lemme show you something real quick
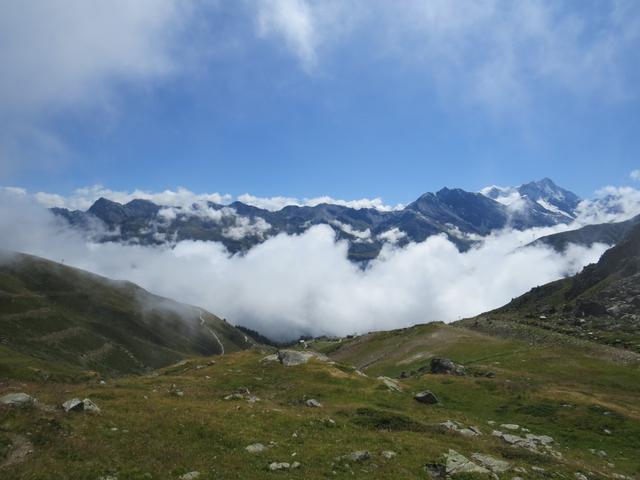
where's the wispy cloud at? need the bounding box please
[631,169,640,181]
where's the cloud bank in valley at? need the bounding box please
[0,189,612,340]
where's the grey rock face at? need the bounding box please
[0,393,36,407]
[276,350,328,366]
[377,376,402,392]
[445,450,490,475]
[414,390,439,405]
[62,398,100,413]
[430,357,466,375]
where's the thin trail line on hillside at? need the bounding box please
[199,311,225,355]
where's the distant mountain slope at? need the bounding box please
[481,177,580,219]
[0,251,252,378]
[459,223,640,353]
[52,178,579,261]
[531,214,640,252]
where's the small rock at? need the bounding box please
[269,462,290,471]
[291,461,301,469]
[430,357,466,376]
[347,451,370,462]
[381,451,397,459]
[0,393,36,407]
[62,398,100,413]
[424,463,446,479]
[246,443,266,454]
[445,450,489,475]
[377,376,402,392]
[414,390,439,405]
[305,398,322,408]
[178,472,200,480]
[471,453,511,473]
[62,398,84,412]
[575,473,588,480]
[500,423,520,431]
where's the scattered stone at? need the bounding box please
[381,451,397,459]
[269,462,291,471]
[575,473,588,480]
[0,393,36,407]
[178,472,200,480]
[377,376,402,392]
[414,390,439,405]
[291,461,301,469]
[246,443,267,454]
[500,423,520,431]
[492,430,556,453]
[261,354,279,363]
[471,453,511,473]
[445,450,489,475]
[430,357,466,376]
[346,451,370,462]
[62,398,100,413]
[305,398,322,408]
[276,350,329,367]
[441,420,482,437]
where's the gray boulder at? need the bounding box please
[445,450,489,475]
[414,390,439,405]
[245,443,266,454]
[0,393,36,407]
[305,398,323,408]
[276,350,328,366]
[430,357,466,376]
[62,398,100,413]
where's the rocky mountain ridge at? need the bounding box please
[52,178,580,261]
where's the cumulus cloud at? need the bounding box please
[0,0,194,175]
[24,185,400,213]
[32,185,232,211]
[252,0,640,109]
[0,189,608,340]
[575,186,640,224]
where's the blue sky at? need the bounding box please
[1,0,639,206]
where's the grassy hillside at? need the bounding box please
[1,322,639,478]
[458,224,640,353]
[0,251,252,379]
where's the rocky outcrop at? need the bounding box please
[430,357,466,375]
[414,390,439,405]
[276,350,329,366]
[0,393,36,407]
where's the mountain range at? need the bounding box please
[52,178,582,261]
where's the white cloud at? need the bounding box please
[575,186,640,224]
[0,0,194,175]
[32,185,232,211]
[0,190,608,340]
[237,193,403,211]
[630,170,640,181]
[251,0,640,109]
[329,220,371,241]
[257,0,318,71]
[223,216,272,241]
[377,228,406,245]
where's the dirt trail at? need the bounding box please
[199,312,224,355]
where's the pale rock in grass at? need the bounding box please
[269,462,290,471]
[291,461,301,469]
[276,350,328,367]
[0,393,36,407]
[82,398,101,413]
[305,398,322,408]
[377,376,402,392]
[178,472,200,480]
[445,450,489,475]
[575,473,589,480]
[62,398,84,412]
[348,451,370,462]
[500,423,520,430]
[441,420,482,437]
[471,453,511,473]
[381,451,397,459]
[245,443,266,454]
